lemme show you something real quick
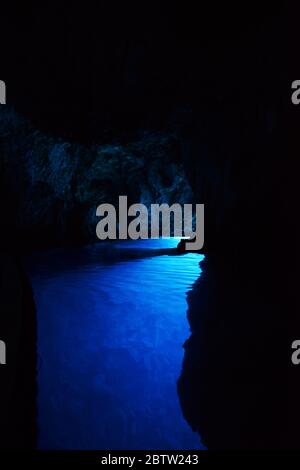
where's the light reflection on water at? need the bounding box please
[27,239,204,450]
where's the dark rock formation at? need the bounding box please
[177,34,295,448]
[178,253,289,449]
[0,252,37,449]
[0,106,192,250]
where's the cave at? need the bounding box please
[0,3,297,457]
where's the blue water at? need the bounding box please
[27,239,204,450]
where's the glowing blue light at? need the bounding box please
[28,239,204,450]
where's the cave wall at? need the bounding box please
[177,16,295,449]
[0,252,37,449]
[0,106,192,249]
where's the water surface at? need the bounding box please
[27,239,204,450]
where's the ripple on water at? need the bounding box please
[27,239,204,450]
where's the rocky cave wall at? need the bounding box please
[0,106,192,250]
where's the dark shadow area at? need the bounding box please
[0,251,37,449]
[178,252,290,449]
[177,9,297,449]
